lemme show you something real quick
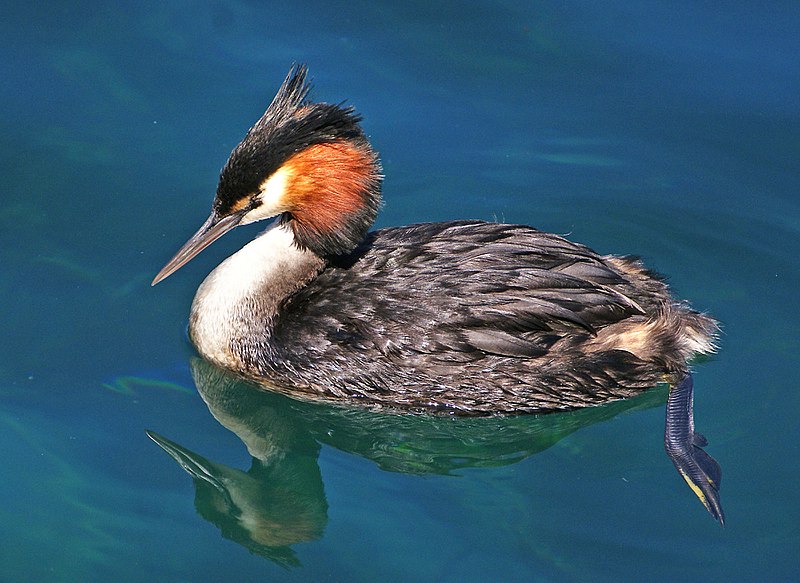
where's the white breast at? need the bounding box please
[189,220,321,370]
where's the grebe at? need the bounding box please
[153,65,723,522]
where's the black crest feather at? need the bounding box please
[215,65,370,215]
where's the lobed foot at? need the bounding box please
[664,374,725,525]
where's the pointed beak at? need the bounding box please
[152,210,245,286]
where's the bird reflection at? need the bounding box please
[147,358,674,566]
[146,429,324,568]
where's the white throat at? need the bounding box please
[188,219,323,370]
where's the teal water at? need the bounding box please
[2,2,799,581]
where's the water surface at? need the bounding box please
[2,2,799,581]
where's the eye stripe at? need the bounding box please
[239,165,294,225]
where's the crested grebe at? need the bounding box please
[152,65,723,522]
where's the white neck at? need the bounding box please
[188,220,324,371]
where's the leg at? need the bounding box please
[664,373,725,524]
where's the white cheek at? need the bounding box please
[240,165,293,225]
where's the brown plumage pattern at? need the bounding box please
[233,220,717,414]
